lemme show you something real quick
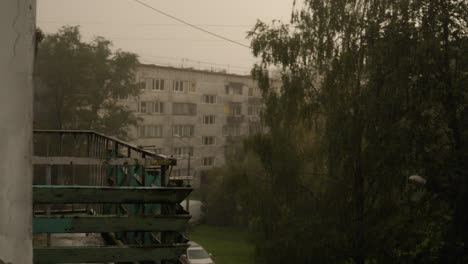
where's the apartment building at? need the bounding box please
[119,64,264,187]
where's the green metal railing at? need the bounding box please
[32,130,192,263]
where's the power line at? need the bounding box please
[38,20,252,28]
[58,29,247,43]
[114,37,245,42]
[132,0,252,49]
[73,34,254,68]
[83,36,246,42]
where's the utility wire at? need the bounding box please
[84,36,246,42]
[132,0,252,49]
[38,20,251,28]
[76,34,253,69]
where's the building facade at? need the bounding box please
[120,64,264,187]
[0,1,35,263]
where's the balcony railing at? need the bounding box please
[32,130,191,263]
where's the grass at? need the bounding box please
[188,225,255,264]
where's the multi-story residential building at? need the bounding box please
[119,64,264,187]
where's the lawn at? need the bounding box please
[188,225,255,264]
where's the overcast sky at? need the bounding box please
[37,0,297,74]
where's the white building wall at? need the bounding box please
[0,1,35,263]
[121,65,263,187]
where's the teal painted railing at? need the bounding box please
[32,130,191,263]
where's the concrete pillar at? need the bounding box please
[0,1,35,263]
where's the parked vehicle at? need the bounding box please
[179,241,214,264]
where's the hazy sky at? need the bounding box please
[37,0,297,74]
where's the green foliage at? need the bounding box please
[230,0,468,263]
[203,142,268,226]
[189,225,255,264]
[34,26,141,139]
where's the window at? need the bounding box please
[202,157,215,166]
[223,125,241,136]
[138,80,146,89]
[140,78,165,91]
[139,102,147,113]
[203,115,216,125]
[139,102,164,114]
[138,125,163,138]
[173,80,184,92]
[233,86,243,94]
[228,103,242,116]
[152,79,165,91]
[226,82,243,95]
[173,146,194,157]
[202,136,216,145]
[151,102,164,114]
[173,125,194,137]
[173,103,197,115]
[190,82,196,92]
[248,87,253,96]
[139,78,151,90]
[203,95,216,104]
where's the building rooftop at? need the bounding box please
[138,63,252,79]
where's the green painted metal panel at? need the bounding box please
[33,130,190,261]
[131,166,142,243]
[34,244,188,263]
[33,215,191,233]
[33,185,192,204]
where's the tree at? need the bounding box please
[247,0,467,263]
[34,26,141,139]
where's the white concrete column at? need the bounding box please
[0,1,35,263]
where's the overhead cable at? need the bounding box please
[132,0,252,49]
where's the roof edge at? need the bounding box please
[138,63,253,78]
